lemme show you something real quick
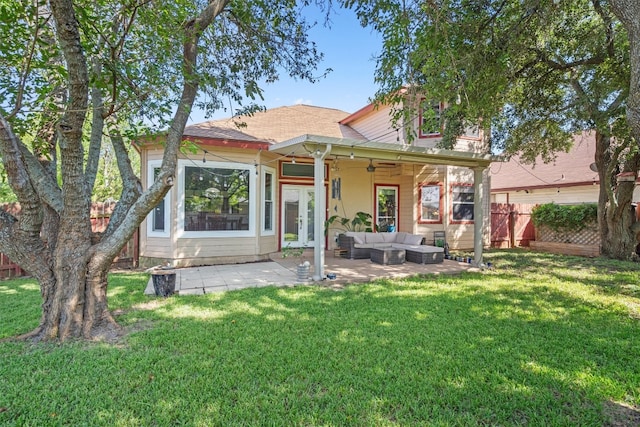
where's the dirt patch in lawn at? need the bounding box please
[603,400,640,426]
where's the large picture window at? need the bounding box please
[420,184,441,223]
[452,184,474,222]
[183,164,251,232]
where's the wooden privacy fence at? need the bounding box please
[491,203,536,248]
[0,202,139,279]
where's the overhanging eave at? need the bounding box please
[269,134,499,168]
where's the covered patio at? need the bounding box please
[269,135,496,281]
[145,250,478,295]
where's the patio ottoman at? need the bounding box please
[405,247,444,264]
[370,248,406,265]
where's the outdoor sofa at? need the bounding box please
[338,231,444,264]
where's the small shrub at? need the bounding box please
[531,203,597,233]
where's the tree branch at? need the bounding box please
[89,0,230,271]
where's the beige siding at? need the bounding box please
[443,166,491,250]
[326,160,374,248]
[140,145,276,266]
[348,105,400,144]
[143,237,175,259]
[398,173,415,233]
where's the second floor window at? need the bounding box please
[419,101,442,137]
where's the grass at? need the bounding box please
[0,250,639,426]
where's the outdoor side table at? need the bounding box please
[370,248,405,265]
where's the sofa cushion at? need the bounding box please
[365,233,385,243]
[354,243,376,248]
[346,231,366,244]
[381,232,398,243]
[403,233,423,245]
[395,232,408,243]
[371,243,393,249]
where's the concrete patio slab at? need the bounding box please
[144,250,477,296]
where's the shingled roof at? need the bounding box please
[491,132,598,191]
[183,104,367,144]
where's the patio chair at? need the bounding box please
[433,231,447,252]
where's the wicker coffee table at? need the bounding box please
[370,248,406,265]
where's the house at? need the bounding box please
[137,100,496,278]
[490,131,640,204]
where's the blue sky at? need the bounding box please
[188,6,382,123]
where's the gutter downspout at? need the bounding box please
[312,144,331,281]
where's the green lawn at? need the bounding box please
[1,251,639,426]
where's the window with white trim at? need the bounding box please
[262,167,275,234]
[147,161,171,237]
[452,185,474,222]
[420,184,441,222]
[179,160,255,236]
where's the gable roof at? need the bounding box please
[183,105,366,145]
[491,132,598,191]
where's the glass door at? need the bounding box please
[376,185,399,232]
[282,185,315,248]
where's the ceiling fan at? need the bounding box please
[366,159,396,173]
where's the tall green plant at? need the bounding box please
[325,211,374,233]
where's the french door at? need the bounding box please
[281,185,315,248]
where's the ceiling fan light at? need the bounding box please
[367,159,376,173]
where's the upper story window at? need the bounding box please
[461,121,481,139]
[419,101,442,138]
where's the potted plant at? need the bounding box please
[281,244,310,282]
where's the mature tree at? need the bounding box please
[610,1,640,142]
[346,0,637,259]
[0,0,324,341]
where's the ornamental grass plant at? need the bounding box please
[1,250,639,426]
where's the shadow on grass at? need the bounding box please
[1,255,639,425]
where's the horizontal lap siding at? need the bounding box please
[143,238,174,258]
[348,106,398,144]
[176,237,257,258]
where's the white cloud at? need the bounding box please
[293,98,313,105]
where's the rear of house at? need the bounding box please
[138,99,495,268]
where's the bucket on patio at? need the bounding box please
[296,262,310,282]
[152,269,176,297]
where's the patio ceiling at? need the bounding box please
[269,134,499,168]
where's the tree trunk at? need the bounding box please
[0,0,230,342]
[610,0,640,146]
[595,130,640,260]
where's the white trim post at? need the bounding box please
[313,145,331,280]
[473,166,485,266]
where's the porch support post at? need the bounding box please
[473,166,485,266]
[312,145,331,281]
